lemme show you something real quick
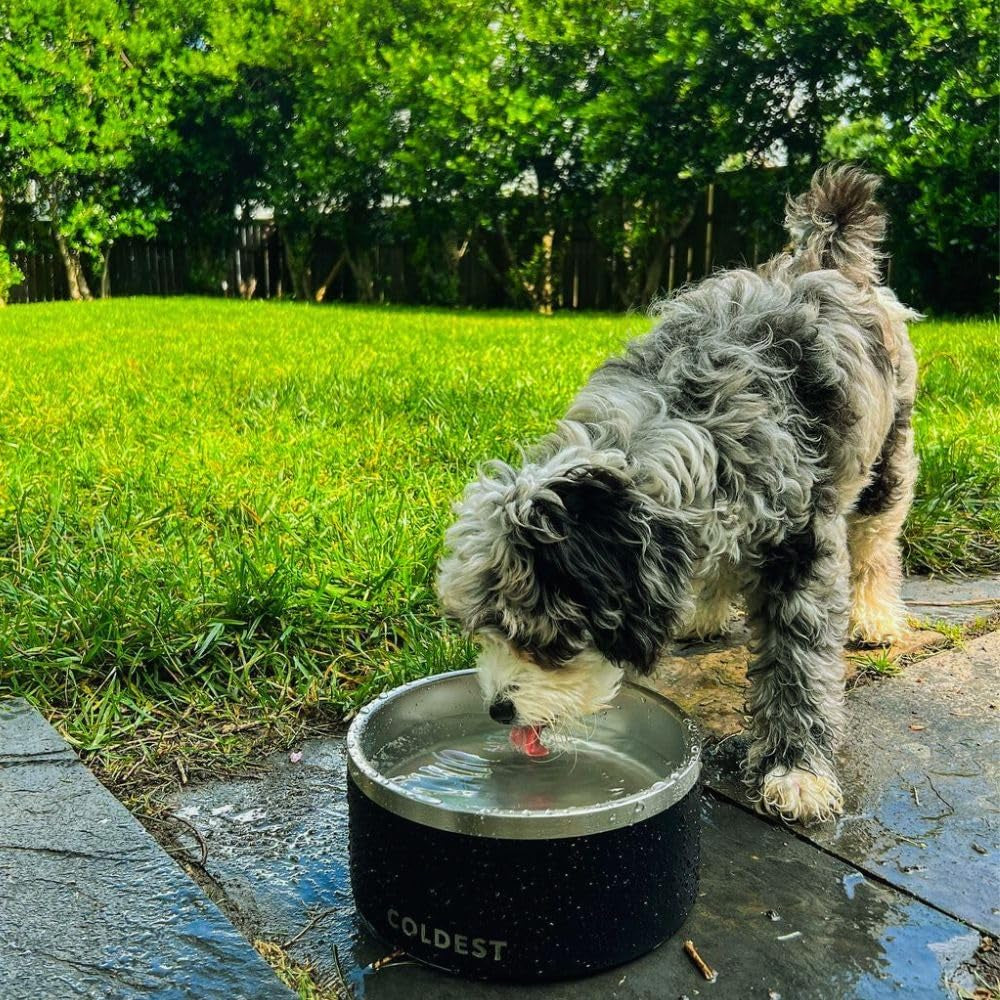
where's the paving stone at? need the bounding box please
[0,699,293,1000]
[169,737,980,999]
[650,624,945,740]
[903,574,1000,627]
[649,574,997,741]
[705,632,1000,935]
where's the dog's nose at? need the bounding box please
[489,697,516,724]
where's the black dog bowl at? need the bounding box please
[347,670,700,981]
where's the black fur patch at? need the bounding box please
[854,402,912,517]
[757,527,834,599]
[511,467,694,674]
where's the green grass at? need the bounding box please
[0,299,995,787]
[899,318,1000,574]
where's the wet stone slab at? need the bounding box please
[0,699,293,1000]
[649,574,998,741]
[706,631,1000,935]
[168,736,981,999]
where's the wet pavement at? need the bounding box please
[158,577,996,999]
[0,700,292,1000]
[648,573,999,740]
[167,732,984,999]
[3,574,996,999]
[706,631,1000,936]
[902,574,1000,626]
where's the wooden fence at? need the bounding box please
[7,185,784,308]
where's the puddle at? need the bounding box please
[166,737,981,999]
[843,871,866,900]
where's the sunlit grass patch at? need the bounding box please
[0,299,994,784]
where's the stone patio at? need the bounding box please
[0,701,293,1000]
[1,575,997,998]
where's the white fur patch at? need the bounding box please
[849,590,907,646]
[476,638,624,732]
[759,765,844,825]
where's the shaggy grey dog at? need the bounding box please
[437,165,918,824]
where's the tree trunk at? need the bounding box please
[641,234,669,304]
[475,237,511,301]
[100,244,112,298]
[347,249,376,303]
[314,250,347,302]
[54,229,93,301]
[537,230,555,315]
[639,202,697,305]
[280,228,313,300]
[437,232,470,303]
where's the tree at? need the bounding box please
[0,0,178,299]
[211,0,418,302]
[824,0,997,311]
[390,0,612,311]
[130,0,266,294]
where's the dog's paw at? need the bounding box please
[849,612,905,646]
[675,606,735,642]
[758,765,843,826]
[848,606,906,647]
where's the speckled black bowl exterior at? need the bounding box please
[346,671,702,982]
[348,777,700,980]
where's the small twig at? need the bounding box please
[175,759,188,785]
[922,773,955,820]
[370,948,406,972]
[168,813,208,865]
[281,907,338,949]
[140,813,208,866]
[683,939,717,982]
[331,946,358,1000]
[711,730,745,751]
[776,931,802,942]
[907,599,997,608]
[911,785,921,807]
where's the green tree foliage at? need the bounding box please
[129,0,264,293]
[0,0,993,311]
[824,0,997,310]
[0,0,181,298]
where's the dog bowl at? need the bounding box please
[347,670,701,981]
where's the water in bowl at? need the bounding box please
[374,712,675,812]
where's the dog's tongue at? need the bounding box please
[510,725,549,757]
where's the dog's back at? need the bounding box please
[576,165,918,533]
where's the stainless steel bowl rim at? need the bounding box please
[346,669,701,840]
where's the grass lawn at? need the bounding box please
[0,299,996,796]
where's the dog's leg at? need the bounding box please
[676,568,740,640]
[744,517,849,825]
[848,414,917,645]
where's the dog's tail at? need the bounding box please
[784,164,886,287]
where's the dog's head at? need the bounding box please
[437,449,693,752]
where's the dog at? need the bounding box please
[437,165,918,824]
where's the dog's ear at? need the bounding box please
[515,465,694,673]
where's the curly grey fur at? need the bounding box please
[438,164,919,824]
[784,163,887,287]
